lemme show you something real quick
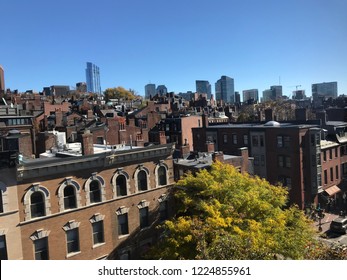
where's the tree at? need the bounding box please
[104,87,136,101]
[145,161,316,260]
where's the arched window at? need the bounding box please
[90,180,101,203]
[63,185,77,210]
[30,192,45,218]
[116,175,127,197]
[138,170,148,191]
[158,166,167,186]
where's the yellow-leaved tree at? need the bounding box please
[146,161,316,260]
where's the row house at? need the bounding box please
[0,143,175,260]
[192,117,347,210]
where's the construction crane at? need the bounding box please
[288,85,301,99]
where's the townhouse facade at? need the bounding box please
[0,143,175,260]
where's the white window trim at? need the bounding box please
[23,183,51,221]
[112,169,130,199]
[57,178,81,212]
[84,173,106,205]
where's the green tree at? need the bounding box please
[146,161,316,260]
[104,86,136,101]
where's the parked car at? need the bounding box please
[329,216,347,234]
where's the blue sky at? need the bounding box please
[1,0,346,99]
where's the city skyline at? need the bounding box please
[1,0,346,97]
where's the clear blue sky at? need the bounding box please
[1,0,346,99]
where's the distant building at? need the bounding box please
[50,85,70,97]
[196,80,212,99]
[262,85,282,102]
[235,91,241,104]
[86,62,101,94]
[0,65,5,94]
[145,84,156,99]
[292,90,306,100]
[215,75,235,104]
[243,89,259,103]
[156,85,168,96]
[76,82,87,93]
[312,82,338,99]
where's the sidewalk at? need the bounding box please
[312,212,339,233]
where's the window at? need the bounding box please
[96,137,104,145]
[252,135,258,147]
[116,175,127,196]
[336,165,339,180]
[92,221,104,245]
[323,150,327,161]
[158,166,167,186]
[63,185,77,210]
[243,134,248,145]
[232,134,237,144]
[330,167,334,181]
[324,170,328,185]
[278,156,291,168]
[34,237,49,260]
[0,235,8,260]
[260,155,265,166]
[254,155,259,166]
[90,180,101,203]
[260,135,264,147]
[223,134,228,144]
[118,214,129,236]
[139,207,149,229]
[335,147,338,158]
[277,136,283,148]
[159,200,168,222]
[30,192,45,218]
[329,149,332,160]
[283,136,291,148]
[138,170,148,191]
[66,228,79,254]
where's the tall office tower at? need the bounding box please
[312,82,338,99]
[243,89,259,103]
[156,85,168,96]
[0,65,5,94]
[145,83,156,99]
[196,80,212,99]
[270,85,282,100]
[215,75,235,103]
[86,62,101,94]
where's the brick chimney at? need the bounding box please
[212,151,224,162]
[159,131,167,145]
[81,130,94,155]
[206,141,215,153]
[237,147,249,173]
[179,139,190,158]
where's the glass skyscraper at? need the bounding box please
[86,62,101,94]
[215,75,234,103]
[196,80,212,99]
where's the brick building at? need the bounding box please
[0,143,175,260]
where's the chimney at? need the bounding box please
[265,109,274,122]
[237,147,249,173]
[159,131,167,145]
[295,108,307,122]
[202,113,209,128]
[212,151,224,162]
[179,139,190,158]
[81,130,94,155]
[206,141,215,153]
[316,110,327,126]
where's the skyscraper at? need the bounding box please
[145,83,156,99]
[215,75,234,103]
[0,65,5,94]
[86,62,101,94]
[312,82,338,99]
[242,89,259,103]
[196,80,212,99]
[156,85,168,96]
